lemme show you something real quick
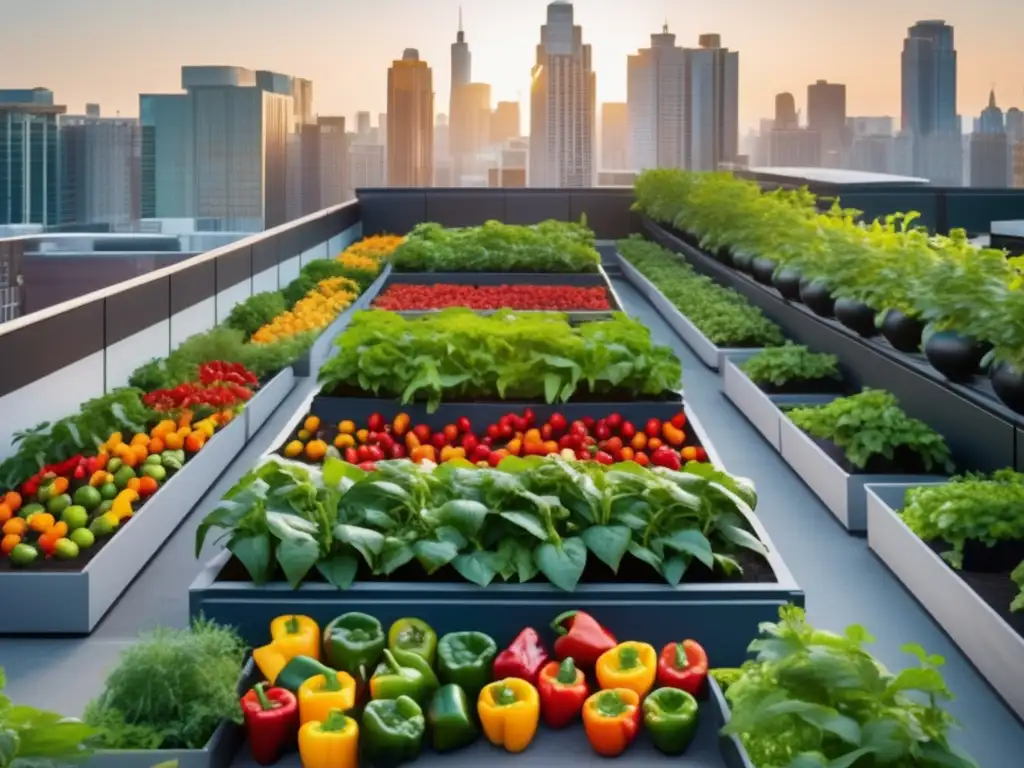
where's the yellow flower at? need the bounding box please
[336,234,404,264]
[251,278,358,344]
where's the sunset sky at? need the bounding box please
[4,0,1023,131]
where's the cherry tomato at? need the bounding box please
[413,424,432,443]
[671,412,687,429]
[620,421,636,440]
[606,413,622,431]
[367,413,385,432]
[645,418,662,438]
[594,451,614,465]
[456,416,472,433]
[443,424,459,443]
[549,412,567,432]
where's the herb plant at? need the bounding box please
[196,454,768,592]
[1012,561,1024,612]
[392,220,601,273]
[722,605,977,768]
[84,618,246,750]
[224,291,288,337]
[787,389,953,471]
[617,236,784,348]
[318,309,682,411]
[901,469,1024,569]
[739,344,840,387]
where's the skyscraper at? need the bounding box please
[807,80,846,167]
[686,34,739,171]
[601,102,628,170]
[490,101,521,144]
[530,0,595,187]
[61,108,140,228]
[970,90,1010,187]
[0,89,65,226]
[627,25,687,171]
[774,93,798,129]
[901,20,958,136]
[449,7,472,181]
[387,48,434,187]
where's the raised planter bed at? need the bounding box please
[292,264,392,378]
[244,367,295,439]
[0,414,247,635]
[778,416,944,533]
[83,660,253,768]
[709,678,755,768]
[866,483,1024,721]
[615,252,764,371]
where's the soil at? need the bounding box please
[321,384,684,404]
[806,433,929,475]
[756,378,846,396]
[924,539,1024,641]
[216,546,777,587]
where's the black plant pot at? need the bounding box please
[731,252,754,273]
[833,297,879,338]
[772,268,803,301]
[990,362,1024,414]
[751,257,778,285]
[880,310,925,353]
[799,280,835,318]
[923,331,988,383]
[715,246,734,267]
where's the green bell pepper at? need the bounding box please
[642,687,699,755]
[323,612,385,683]
[388,618,437,666]
[275,655,338,695]
[361,695,425,767]
[426,683,478,752]
[436,631,498,700]
[370,650,431,704]
[391,648,439,694]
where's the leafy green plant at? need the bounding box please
[739,344,840,387]
[318,309,682,411]
[83,618,246,751]
[195,454,769,592]
[787,389,952,472]
[722,605,977,768]
[617,236,784,348]
[1012,561,1024,612]
[392,220,601,273]
[901,469,1024,569]
[224,291,288,337]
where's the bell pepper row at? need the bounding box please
[244,610,709,765]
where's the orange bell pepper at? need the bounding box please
[595,642,657,697]
[477,678,540,753]
[582,688,641,757]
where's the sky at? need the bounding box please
[3,0,1024,131]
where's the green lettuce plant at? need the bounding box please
[739,344,840,387]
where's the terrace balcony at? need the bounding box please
[0,183,1023,767]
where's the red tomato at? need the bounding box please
[606,413,622,431]
[413,424,432,443]
[443,424,459,443]
[431,433,448,450]
[345,447,359,464]
[645,418,662,438]
[367,413,385,432]
[671,412,687,429]
[582,416,595,429]
[549,412,567,432]
[487,423,502,440]
[620,421,636,440]
[523,408,536,426]
[456,416,472,433]
[594,422,611,440]
[594,451,614,465]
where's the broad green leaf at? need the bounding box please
[275,535,319,588]
[453,551,498,587]
[628,541,662,570]
[884,666,948,696]
[718,522,768,556]
[229,533,273,584]
[659,528,714,568]
[317,553,359,589]
[761,700,861,745]
[435,499,489,540]
[370,481,412,500]
[413,539,460,573]
[534,537,587,591]
[543,373,562,403]
[334,524,386,563]
[322,457,366,488]
[580,525,631,572]
[0,731,18,764]
[500,510,549,540]
[661,555,688,586]
[379,537,416,574]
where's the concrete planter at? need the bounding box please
[778,416,944,533]
[616,253,762,371]
[866,483,1024,720]
[709,678,756,768]
[245,368,295,439]
[0,415,247,635]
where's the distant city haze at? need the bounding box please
[5,0,1023,129]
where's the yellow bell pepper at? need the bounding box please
[477,678,540,753]
[111,489,139,521]
[252,644,290,685]
[270,614,321,660]
[298,671,357,725]
[298,709,359,768]
[595,642,658,697]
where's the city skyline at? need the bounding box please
[5,0,1024,130]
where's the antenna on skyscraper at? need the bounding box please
[459,5,463,32]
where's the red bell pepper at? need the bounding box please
[537,657,589,728]
[550,610,617,667]
[656,640,709,696]
[493,627,550,685]
[241,682,299,765]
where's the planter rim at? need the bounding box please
[709,677,757,768]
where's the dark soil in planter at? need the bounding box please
[799,280,835,318]
[217,548,778,586]
[922,539,1024,641]
[750,258,778,285]
[880,310,924,353]
[962,539,1024,574]
[924,332,989,383]
[322,384,684,404]
[806,433,929,475]
[990,362,1024,415]
[772,268,803,301]
[833,298,879,338]
[755,377,844,395]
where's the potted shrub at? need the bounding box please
[968,276,1024,413]
[738,344,842,394]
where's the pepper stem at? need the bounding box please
[493,684,519,706]
[556,657,578,685]
[594,690,628,718]
[253,683,275,711]
[321,672,342,692]
[550,610,579,637]
[675,643,689,669]
[382,649,402,675]
[285,616,299,634]
[321,709,348,732]
[618,645,640,670]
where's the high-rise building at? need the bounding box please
[291,78,314,127]
[141,66,294,230]
[449,8,473,181]
[848,116,894,137]
[530,0,595,187]
[491,101,521,144]
[0,88,65,226]
[901,20,960,183]
[1006,107,1024,140]
[601,102,628,170]
[316,117,349,208]
[355,111,372,137]
[61,108,141,228]
[774,93,798,129]
[452,83,491,181]
[686,34,739,171]
[348,143,385,197]
[807,80,846,167]
[387,49,434,187]
[970,90,1010,187]
[627,24,687,171]
[769,128,821,167]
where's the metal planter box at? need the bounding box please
[709,679,756,768]
[0,414,247,635]
[866,483,1024,721]
[84,661,253,768]
[615,253,762,371]
[778,416,944,533]
[292,265,392,378]
[245,368,295,439]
